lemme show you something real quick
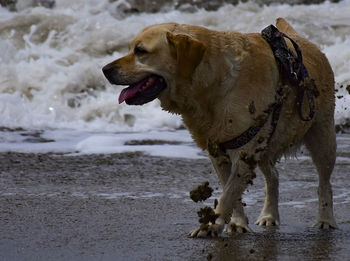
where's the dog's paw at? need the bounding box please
[255,215,280,227]
[315,220,338,230]
[189,223,223,238]
[226,216,252,234]
[189,217,225,238]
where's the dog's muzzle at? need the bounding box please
[102,63,167,106]
[102,63,120,85]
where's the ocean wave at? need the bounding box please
[0,0,349,133]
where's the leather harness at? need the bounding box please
[219,25,317,152]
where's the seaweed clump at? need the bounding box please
[190,182,219,227]
[197,206,220,225]
[189,181,213,202]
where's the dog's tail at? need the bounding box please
[276,18,299,36]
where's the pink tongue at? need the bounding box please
[118,86,138,104]
[118,77,149,104]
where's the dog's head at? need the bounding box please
[102,23,206,106]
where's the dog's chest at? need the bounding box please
[182,108,255,150]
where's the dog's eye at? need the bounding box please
[134,46,148,55]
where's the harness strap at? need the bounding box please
[219,125,261,151]
[261,24,316,121]
[219,90,284,152]
[218,24,317,152]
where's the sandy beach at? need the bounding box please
[0,138,349,260]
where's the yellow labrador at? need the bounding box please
[102,18,337,237]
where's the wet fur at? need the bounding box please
[103,18,337,236]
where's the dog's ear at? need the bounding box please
[166,32,206,80]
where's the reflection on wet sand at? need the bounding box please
[195,226,350,261]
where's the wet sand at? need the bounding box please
[0,141,349,260]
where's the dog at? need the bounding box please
[102,18,337,237]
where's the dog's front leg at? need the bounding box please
[190,152,255,237]
[189,143,231,238]
[219,157,255,234]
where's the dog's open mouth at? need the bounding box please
[118,75,167,105]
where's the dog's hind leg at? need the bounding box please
[255,158,280,227]
[304,121,338,229]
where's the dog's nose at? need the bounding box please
[102,63,118,84]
